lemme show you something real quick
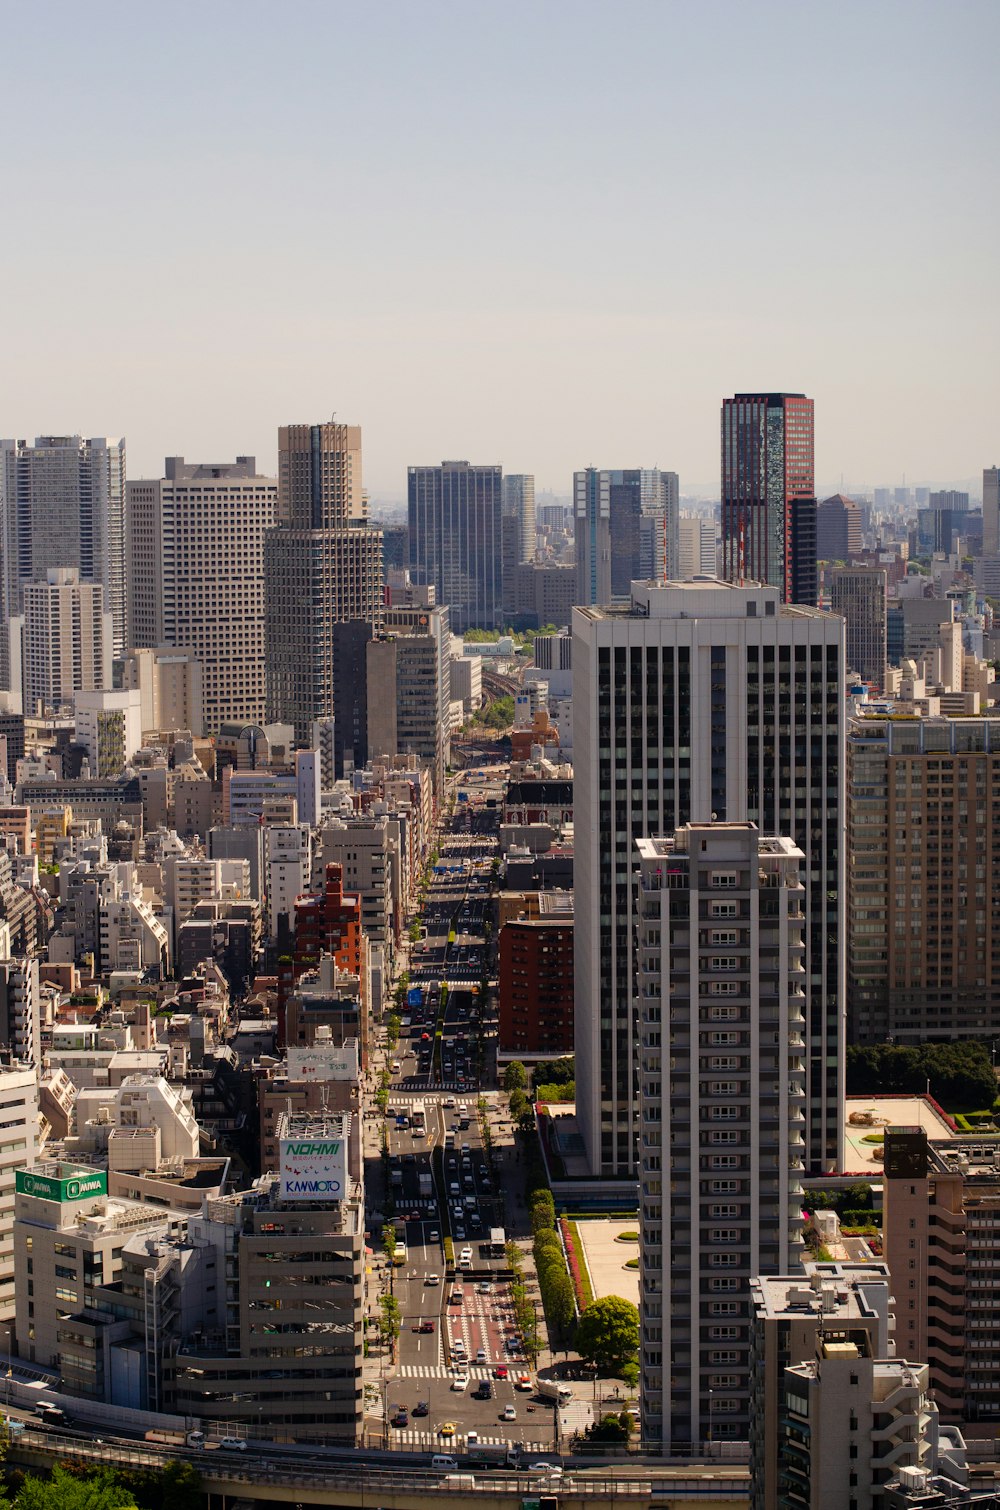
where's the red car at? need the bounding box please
[418,1320,435,1334]
[493,1364,509,1379]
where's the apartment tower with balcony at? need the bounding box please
[637,822,807,1448]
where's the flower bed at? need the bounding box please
[560,1217,595,1312]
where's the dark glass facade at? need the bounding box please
[721,393,817,607]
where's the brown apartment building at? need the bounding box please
[847,714,1000,1043]
[884,1125,1000,1424]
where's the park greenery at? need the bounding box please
[846,1041,997,1111]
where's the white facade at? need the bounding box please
[99,896,170,976]
[0,958,41,1067]
[0,1064,37,1323]
[0,435,126,687]
[74,688,143,776]
[122,646,204,737]
[637,824,807,1448]
[19,568,113,715]
[573,580,845,1182]
[678,516,718,578]
[265,823,311,940]
[126,457,276,731]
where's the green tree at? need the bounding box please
[534,1056,574,1090]
[379,1292,402,1348]
[586,1413,630,1444]
[382,1222,397,1263]
[504,1061,527,1092]
[386,1014,402,1052]
[508,1087,528,1121]
[14,1466,137,1510]
[575,1295,640,1375]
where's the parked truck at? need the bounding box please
[418,1172,433,1197]
[537,1378,574,1405]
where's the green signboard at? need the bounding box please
[16,1169,108,1203]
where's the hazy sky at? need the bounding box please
[1,0,996,501]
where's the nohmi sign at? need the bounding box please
[278,1138,347,1202]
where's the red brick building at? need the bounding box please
[277,864,365,1049]
[498,901,574,1057]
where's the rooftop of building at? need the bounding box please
[751,1263,892,1323]
[574,577,830,623]
[636,824,804,861]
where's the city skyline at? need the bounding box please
[0,2,995,498]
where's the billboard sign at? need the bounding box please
[287,1042,359,1082]
[279,1137,348,1202]
[16,1168,108,1203]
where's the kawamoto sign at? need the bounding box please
[278,1138,347,1202]
[16,1169,108,1203]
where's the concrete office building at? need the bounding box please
[816,493,863,563]
[501,473,536,616]
[575,468,679,606]
[573,581,845,1183]
[14,1165,174,1367]
[749,1263,893,1509]
[367,602,451,796]
[776,1345,939,1509]
[0,958,41,1067]
[831,566,888,691]
[721,392,817,607]
[73,688,143,776]
[264,823,311,941]
[0,1063,38,1331]
[121,646,204,738]
[18,569,113,715]
[407,461,502,632]
[678,516,718,579]
[983,466,1000,555]
[884,1124,1000,1423]
[0,435,126,688]
[637,824,807,1448]
[266,424,383,743]
[847,714,1000,1043]
[174,1115,365,1443]
[126,456,276,731]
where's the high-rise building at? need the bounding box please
[0,1062,37,1325]
[573,468,611,606]
[884,1124,1000,1424]
[749,1262,893,1508]
[0,435,126,685]
[928,489,969,513]
[407,461,502,632]
[501,474,536,616]
[265,424,383,743]
[721,393,817,606]
[574,468,679,605]
[831,567,887,690]
[847,713,1000,1043]
[126,456,277,732]
[17,568,113,715]
[369,601,452,796]
[678,516,718,579]
[816,493,863,563]
[637,823,807,1448]
[983,466,999,555]
[573,580,844,1183]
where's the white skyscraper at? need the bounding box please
[127,456,277,732]
[573,579,845,1184]
[678,516,718,578]
[636,823,806,1449]
[17,568,113,715]
[0,435,126,686]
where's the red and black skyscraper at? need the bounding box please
[721,392,817,606]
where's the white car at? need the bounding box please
[501,1404,517,1421]
[425,1274,441,1286]
[451,1373,469,1392]
[218,1437,247,1452]
[529,1464,563,1478]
